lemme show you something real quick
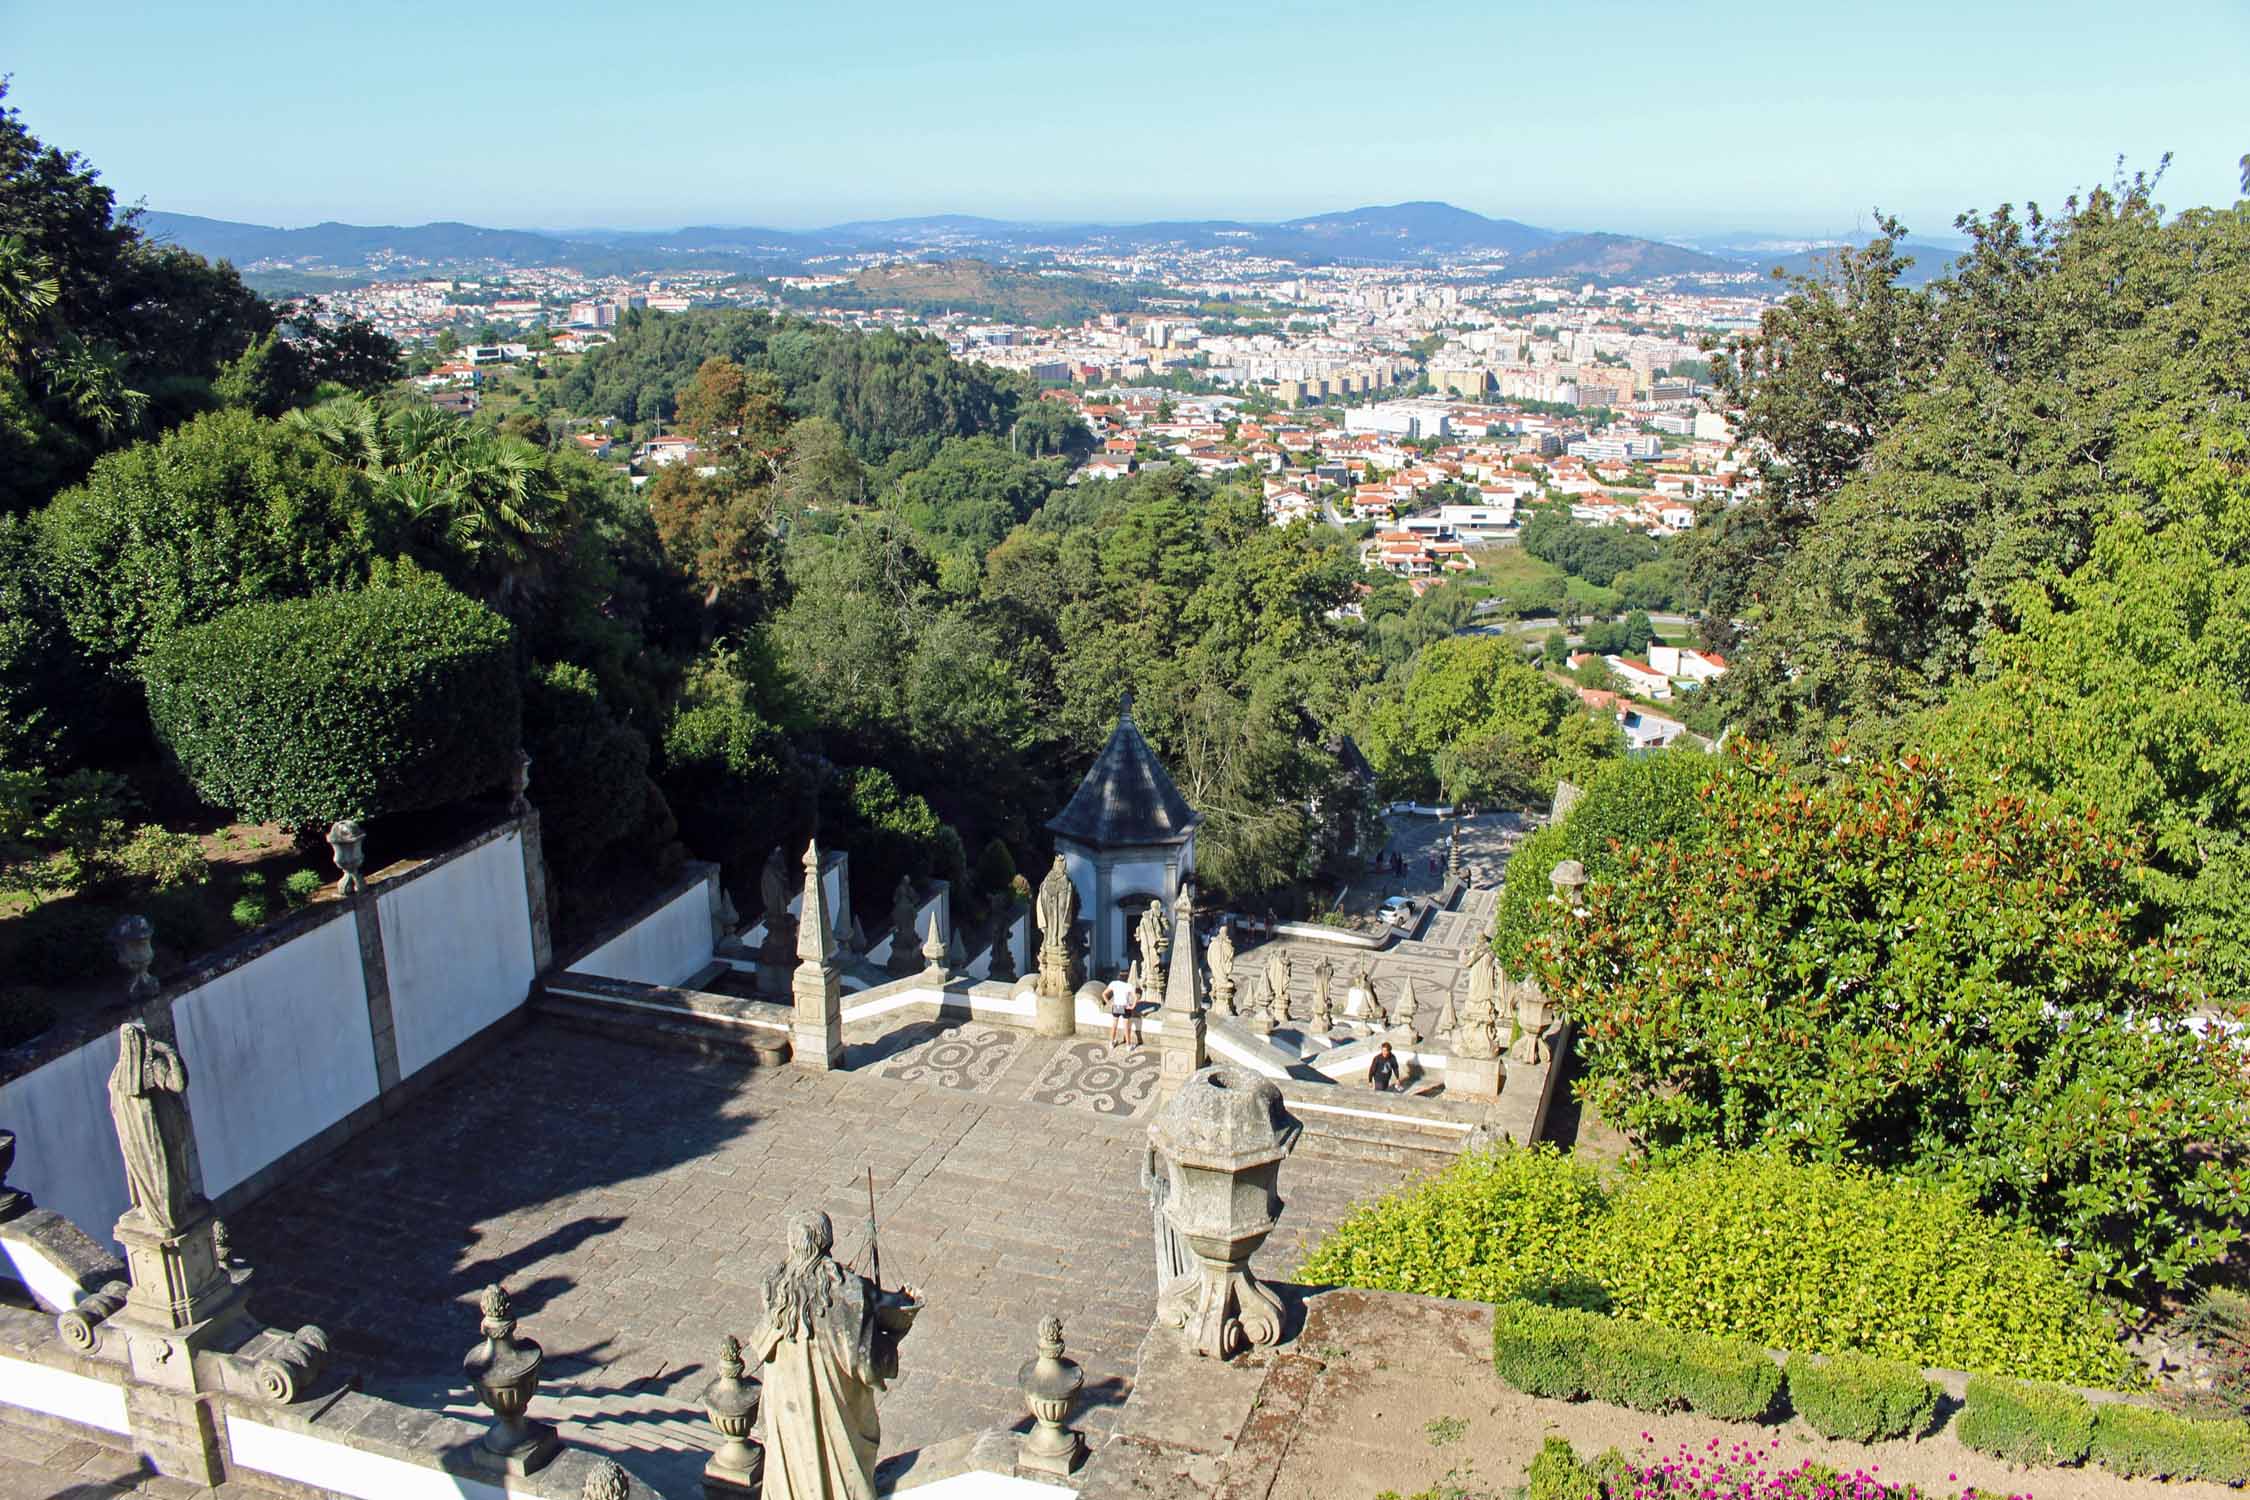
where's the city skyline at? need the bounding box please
[7,0,2243,240]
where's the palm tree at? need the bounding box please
[0,235,59,367]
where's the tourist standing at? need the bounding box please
[1106,968,1135,1047]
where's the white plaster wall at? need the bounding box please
[1104,856,1171,976]
[173,913,375,1200]
[0,1028,124,1247]
[0,1353,128,1435]
[381,833,537,1080]
[227,1416,508,1500]
[574,874,715,986]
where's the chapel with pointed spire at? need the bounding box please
[1046,693,1200,978]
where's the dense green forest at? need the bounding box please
[1,95,1621,1038]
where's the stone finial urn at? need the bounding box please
[700,1334,763,1493]
[327,819,367,894]
[1148,1065,1303,1359]
[462,1284,558,1473]
[109,914,158,1001]
[510,749,534,816]
[582,1458,631,1500]
[1549,858,1587,909]
[1016,1314,1087,1475]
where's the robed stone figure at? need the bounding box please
[751,1209,919,1500]
[1035,856,1079,998]
[108,1022,197,1233]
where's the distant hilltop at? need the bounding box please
[130,201,1964,285]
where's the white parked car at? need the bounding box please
[1380,897,1415,928]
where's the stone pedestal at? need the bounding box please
[1033,983,1077,1038]
[1447,1053,1503,1099]
[791,964,845,1072]
[111,1208,254,1389]
[1150,1066,1301,1361]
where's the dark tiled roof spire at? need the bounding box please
[1046,694,1199,848]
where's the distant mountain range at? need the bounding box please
[138,201,1935,287]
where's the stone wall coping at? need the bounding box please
[1268,921,1392,950]
[0,811,530,1086]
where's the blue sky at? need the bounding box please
[6,0,2243,237]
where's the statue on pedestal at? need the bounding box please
[751,1209,919,1500]
[1034,857,1078,1000]
[108,1023,195,1233]
[1207,923,1236,1015]
[1261,949,1290,1030]
[1455,949,1501,1060]
[758,847,799,994]
[1310,956,1335,1034]
[1135,900,1167,991]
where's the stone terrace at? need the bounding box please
[224,1023,1418,1496]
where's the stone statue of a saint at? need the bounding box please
[1036,858,1075,961]
[885,878,922,977]
[1262,949,1291,1023]
[1455,949,1500,1060]
[762,848,796,934]
[751,1209,920,1500]
[987,908,1018,982]
[108,1022,197,1234]
[1135,900,1167,989]
[1207,923,1236,1014]
[1310,956,1335,1033]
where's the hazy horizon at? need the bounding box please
[10,0,2244,241]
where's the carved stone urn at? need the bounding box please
[1016,1314,1087,1475]
[461,1284,557,1473]
[108,914,158,1001]
[0,1129,24,1221]
[327,819,367,895]
[1148,1065,1302,1359]
[700,1333,763,1494]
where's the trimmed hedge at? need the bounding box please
[1955,1374,2094,1466]
[1303,1145,2131,1387]
[1783,1352,1938,1443]
[2090,1401,2250,1484]
[1492,1300,1780,1421]
[143,584,519,828]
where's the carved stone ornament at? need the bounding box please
[462,1283,558,1474]
[1016,1314,1087,1475]
[701,1332,763,1493]
[109,915,158,1003]
[326,819,367,895]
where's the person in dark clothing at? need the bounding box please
[1369,1041,1403,1093]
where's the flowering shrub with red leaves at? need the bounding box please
[1530,742,2250,1301]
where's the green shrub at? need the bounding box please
[1955,1374,2094,1466]
[1526,1436,1597,1500]
[1669,1330,1783,1422]
[660,693,791,882]
[1491,1299,1592,1400]
[1302,1145,2130,1388]
[143,887,228,953]
[282,868,325,907]
[1587,1154,2131,1387]
[1580,1315,1682,1412]
[2089,1402,2250,1483]
[143,584,519,830]
[1491,1300,1779,1421]
[0,989,56,1050]
[1490,749,1712,969]
[231,872,271,930]
[1783,1352,1938,1443]
[1298,1145,1606,1302]
[35,407,387,665]
[523,662,650,876]
[111,825,209,890]
[8,903,114,982]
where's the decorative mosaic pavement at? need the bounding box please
[1024,1038,1161,1117]
[873,1020,1019,1094]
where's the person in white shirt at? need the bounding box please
[1105,968,1137,1047]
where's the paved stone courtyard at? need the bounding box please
[222,1023,1417,1496]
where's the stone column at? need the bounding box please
[791,841,846,1070]
[1153,886,1206,1102]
